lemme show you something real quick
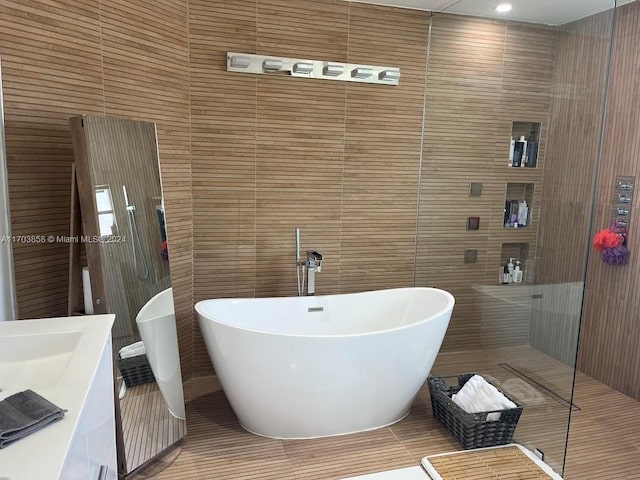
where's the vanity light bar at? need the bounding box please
[379,69,401,82]
[293,62,314,74]
[351,67,373,79]
[226,52,400,86]
[229,55,251,69]
[262,58,283,71]
[323,64,344,76]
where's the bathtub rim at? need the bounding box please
[136,286,174,325]
[195,286,454,339]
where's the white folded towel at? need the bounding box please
[452,374,517,421]
[119,341,146,359]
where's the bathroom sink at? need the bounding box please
[0,314,115,479]
[0,331,82,396]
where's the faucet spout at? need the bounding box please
[305,250,323,295]
[306,250,323,272]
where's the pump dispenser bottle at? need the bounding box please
[513,261,523,283]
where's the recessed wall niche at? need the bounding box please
[500,242,530,284]
[509,121,541,168]
[504,183,534,229]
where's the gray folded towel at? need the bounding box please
[0,390,66,448]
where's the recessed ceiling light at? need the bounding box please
[496,3,512,13]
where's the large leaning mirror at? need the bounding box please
[69,115,186,476]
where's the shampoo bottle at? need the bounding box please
[526,131,538,168]
[509,138,515,166]
[517,201,528,227]
[502,264,510,284]
[507,258,515,283]
[513,261,523,283]
[519,136,528,166]
[512,138,524,167]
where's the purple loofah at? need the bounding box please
[601,245,630,266]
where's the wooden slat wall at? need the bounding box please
[190,0,430,374]
[0,0,193,375]
[254,0,348,298]
[189,0,258,373]
[531,10,614,366]
[0,0,104,317]
[574,2,640,401]
[99,0,193,376]
[342,4,427,292]
[415,15,557,351]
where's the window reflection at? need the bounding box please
[95,185,118,237]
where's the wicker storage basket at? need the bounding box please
[428,373,523,450]
[118,353,155,387]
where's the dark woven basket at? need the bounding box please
[118,353,155,387]
[428,373,523,450]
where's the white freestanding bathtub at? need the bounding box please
[136,287,186,420]
[195,287,454,439]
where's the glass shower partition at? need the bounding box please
[415,1,616,475]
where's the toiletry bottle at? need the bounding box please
[512,137,524,167]
[509,138,515,166]
[526,131,538,168]
[517,201,528,227]
[504,201,511,227]
[502,264,510,284]
[519,136,528,167]
[507,258,515,283]
[513,261,523,283]
[509,200,519,227]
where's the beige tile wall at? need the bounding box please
[189,0,430,373]
[416,15,558,351]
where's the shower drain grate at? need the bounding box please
[499,363,581,411]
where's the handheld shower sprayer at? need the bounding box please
[123,185,134,212]
[123,185,149,280]
[295,228,303,296]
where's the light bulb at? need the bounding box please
[495,3,512,13]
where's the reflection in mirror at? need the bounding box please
[95,185,118,237]
[70,115,186,475]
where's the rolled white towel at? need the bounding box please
[451,375,485,411]
[119,341,146,359]
[452,375,516,421]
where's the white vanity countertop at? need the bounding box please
[0,314,115,480]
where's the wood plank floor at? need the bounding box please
[128,346,640,479]
[120,380,187,473]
